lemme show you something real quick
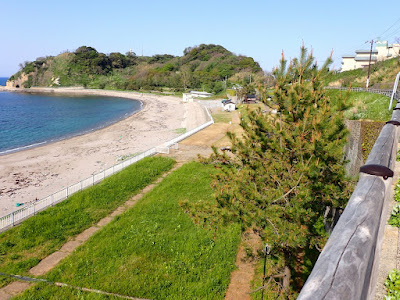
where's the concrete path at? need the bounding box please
[0,162,183,299]
[374,146,400,299]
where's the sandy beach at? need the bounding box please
[0,87,208,217]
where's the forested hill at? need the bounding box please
[8,44,263,93]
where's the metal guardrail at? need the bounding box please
[389,72,400,110]
[325,86,396,98]
[0,107,214,232]
[299,82,400,299]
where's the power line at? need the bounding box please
[377,17,400,39]
[383,25,400,41]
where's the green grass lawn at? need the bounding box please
[326,89,392,121]
[0,157,175,288]
[212,111,232,123]
[15,162,241,300]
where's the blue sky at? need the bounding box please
[1,0,400,77]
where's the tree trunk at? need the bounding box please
[282,266,291,295]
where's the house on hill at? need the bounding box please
[341,40,400,72]
[244,94,257,104]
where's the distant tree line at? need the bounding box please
[11,44,264,92]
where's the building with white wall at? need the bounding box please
[341,40,400,72]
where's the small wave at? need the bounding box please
[0,141,47,155]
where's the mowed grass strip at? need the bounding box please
[326,90,392,121]
[0,157,175,287]
[16,162,241,300]
[212,112,232,124]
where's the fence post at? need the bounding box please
[33,202,36,215]
[11,212,14,226]
[51,194,54,206]
[66,187,69,198]
[92,174,94,186]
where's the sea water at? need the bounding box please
[0,77,8,86]
[0,92,141,154]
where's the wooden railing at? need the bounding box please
[299,84,400,299]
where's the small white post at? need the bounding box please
[33,202,36,215]
[11,212,14,226]
[92,174,94,185]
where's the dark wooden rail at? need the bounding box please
[298,88,400,299]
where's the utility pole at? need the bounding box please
[366,39,374,89]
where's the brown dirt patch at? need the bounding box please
[225,230,262,300]
[181,123,230,146]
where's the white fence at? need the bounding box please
[0,107,214,232]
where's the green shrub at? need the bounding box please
[361,121,385,161]
[388,180,400,227]
[385,269,400,299]
[389,204,400,227]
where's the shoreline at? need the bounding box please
[0,88,144,155]
[0,87,208,217]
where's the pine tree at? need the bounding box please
[198,46,352,295]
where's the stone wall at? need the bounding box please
[344,120,363,177]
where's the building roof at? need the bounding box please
[354,56,377,62]
[355,49,378,54]
[342,55,356,58]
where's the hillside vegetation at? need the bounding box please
[9,44,263,94]
[325,56,400,89]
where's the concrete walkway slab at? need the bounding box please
[0,281,31,299]
[59,240,81,253]
[75,226,100,242]
[97,216,114,227]
[29,251,70,276]
[374,159,400,299]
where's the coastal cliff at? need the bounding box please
[6,73,29,88]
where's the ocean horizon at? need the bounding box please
[0,92,141,154]
[0,77,8,86]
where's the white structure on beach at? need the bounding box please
[182,93,194,102]
[223,103,236,112]
[189,91,213,98]
[341,40,400,72]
